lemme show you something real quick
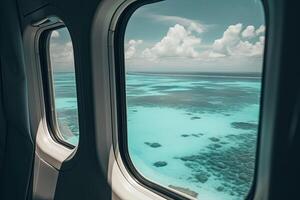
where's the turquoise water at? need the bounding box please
[53,72,79,146]
[54,72,261,199]
[126,73,261,200]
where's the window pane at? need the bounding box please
[49,28,79,146]
[124,0,265,199]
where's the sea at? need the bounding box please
[54,72,262,200]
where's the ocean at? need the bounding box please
[54,72,261,200]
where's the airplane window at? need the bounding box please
[47,27,79,146]
[123,0,265,199]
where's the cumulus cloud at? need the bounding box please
[256,25,266,35]
[51,30,60,38]
[242,25,265,38]
[129,23,265,63]
[142,24,201,60]
[49,40,74,70]
[125,40,143,59]
[242,25,256,38]
[231,36,265,56]
[150,14,205,34]
[126,23,266,72]
[212,23,243,56]
[211,23,265,57]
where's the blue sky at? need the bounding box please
[125,0,266,73]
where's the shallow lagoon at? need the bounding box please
[126,73,261,200]
[55,72,261,200]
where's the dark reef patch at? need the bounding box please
[216,186,224,192]
[126,80,259,114]
[177,131,257,198]
[209,137,220,142]
[181,133,203,138]
[194,172,209,183]
[153,161,168,167]
[207,143,222,150]
[144,142,162,148]
[181,134,190,137]
[190,116,201,120]
[231,122,258,130]
[124,73,261,116]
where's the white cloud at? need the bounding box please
[231,36,265,56]
[49,41,74,70]
[126,23,266,72]
[212,23,243,56]
[256,25,266,35]
[150,14,205,34]
[51,30,60,38]
[211,23,265,57]
[242,25,265,38]
[142,24,201,60]
[125,40,143,59]
[242,25,256,38]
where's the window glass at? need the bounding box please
[124,0,265,199]
[48,27,79,146]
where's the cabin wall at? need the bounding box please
[0,0,34,199]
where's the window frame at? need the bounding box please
[39,23,77,149]
[113,0,267,199]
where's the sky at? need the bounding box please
[49,27,75,72]
[124,0,266,73]
[48,0,266,73]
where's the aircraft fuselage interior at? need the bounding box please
[0,0,299,200]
